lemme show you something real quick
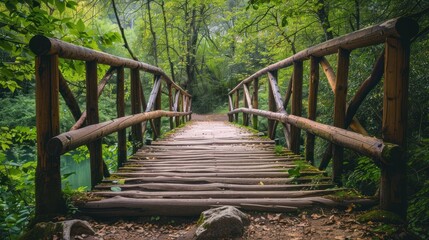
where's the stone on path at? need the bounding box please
[195,206,250,240]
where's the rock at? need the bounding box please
[195,206,249,240]
[19,219,95,240]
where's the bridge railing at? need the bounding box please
[29,35,192,217]
[228,17,418,218]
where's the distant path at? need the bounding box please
[191,113,229,121]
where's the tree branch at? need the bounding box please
[111,0,138,61]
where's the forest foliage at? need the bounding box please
[0,0,429,238]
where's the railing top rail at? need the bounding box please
[229,17,418,94]
[29,35,191,97]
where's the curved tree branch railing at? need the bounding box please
[228,17,418,218]
[30,36,192,218]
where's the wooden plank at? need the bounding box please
[35,54,64,217]
[86,61,103,187]
[82,196,375,217]
[306,57,320,165]
[380,37,410,218]
[92,189,341,199]
[116,67,126,167]
[333,49,350,185]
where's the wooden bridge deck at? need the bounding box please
[79,120,359,217]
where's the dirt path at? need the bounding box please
[191,113,229,121]
[71,207,400,239]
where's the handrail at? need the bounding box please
[31,35,192,217]
[29,35,190,97]
[229,17,418,94]
[227,17,418,218]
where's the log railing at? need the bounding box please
[228,17,418,218]
[30,35,192,217]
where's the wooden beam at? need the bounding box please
[48,110,192,155]
[291,62,303,154]
[154,76,162,140]
[228,17,418,94]
[234,90,240,123]
[35,54,65,218]
[243,84,251,126]
[29,35,190,97]
[228,94,234,122]
[130,69,143,152]
[380,37,410,218]
[228,108,400,163]
[306,57,320,165]
[267,71,277,139]
[116,67,126,168]
[70,67,115,131]
[86,61,103,187]
[168,83,174,129]
[252,78,259,129]
[332,49,349,185]
[174,90,181,127]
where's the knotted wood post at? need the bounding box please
[291,62,303,154]
[332,49,350,185]
[35,54,65,217]
[168,83,174,130]
[243,83,251,126]
[86,61,104,187]
[130,69,143,152]
[174,90,181,127]
[228,94,234,122]
[267,71,277,139]
[154,75,162,140]
[381,37,410,218]
[306,57,320,165]
[234,90,240,123]
[252,78,259,129]
[116,67,127,167]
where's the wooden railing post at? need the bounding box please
[234,90,240,123]
[35,54,65,217]
[116,67,126,167]
[267,71,277,139]
[252,78,259,129]
[188,97,192,120]
[228,94,234,122]
[333,49,350,185]
[381,37,410,218]
[86,61,104,187]
[291,63,303,153]
[174,90,181,127]
[243,83,252,126]
[168,83,174,129]
[306,57,320,165]
[131,69,143,152]
[181,94,186,123]
[154,75,162,139]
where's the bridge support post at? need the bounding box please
[381,37,410,218]
[252,78,259,129]
[267,71,277,139]
[116,67,127,167]
[154,75,162,139]
[243,83,250,126]
[234,90,240,123]
[35,54,65,218]
[86,61,104,187]
[291,62,303,154]
[332,49,350,185]
[131,69,143,152]
[168,83,174,129]
[306,57,320,165]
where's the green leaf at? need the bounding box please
[281,16,288,27]
[76,19,85,32]
[110,186,122,192]
[56,0,66,13]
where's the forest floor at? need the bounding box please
[68,207,404,240]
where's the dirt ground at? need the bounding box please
[67,207,407,240]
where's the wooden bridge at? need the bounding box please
[30,17,418,219]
